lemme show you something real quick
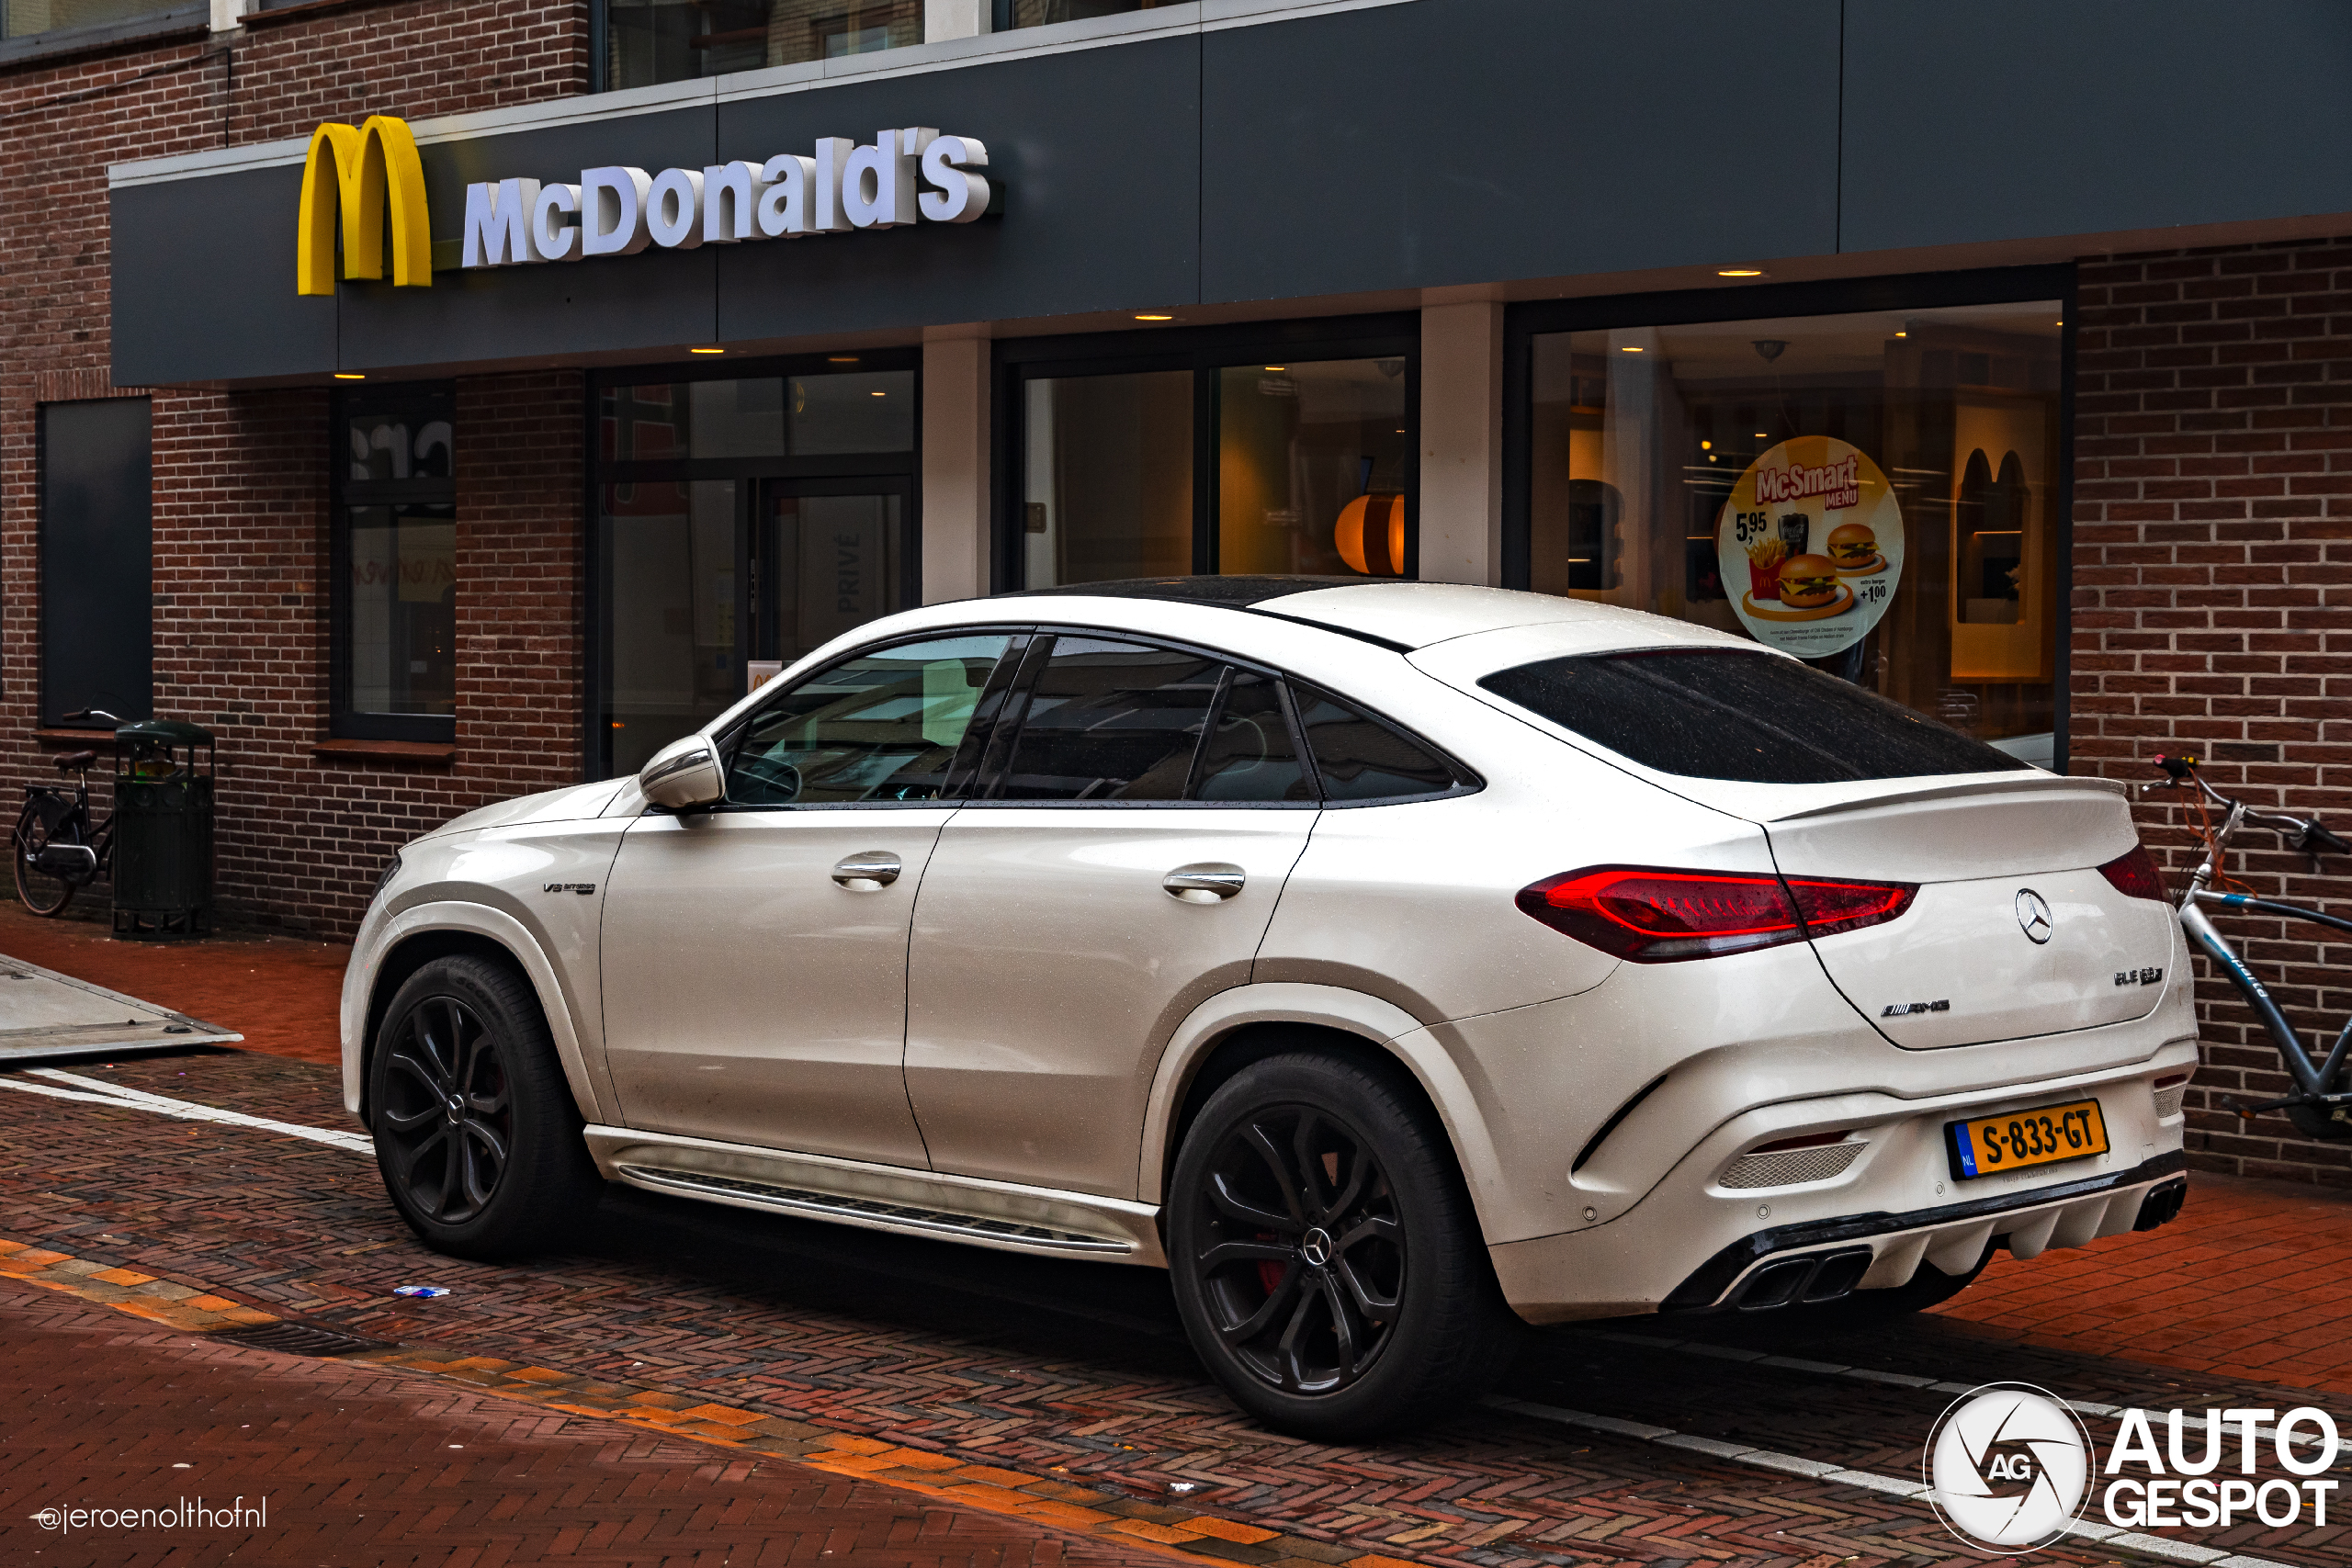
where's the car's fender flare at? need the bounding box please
[1136,982,1504,1213]
[356,898,610,1127]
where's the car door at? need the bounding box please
[601,632,1020,1165]
[904,634,1318,1197]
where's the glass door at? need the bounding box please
[751,478,914,671]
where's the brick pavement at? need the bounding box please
[0,1281,1201,1568]
[11,1051,2352,1567]
[0,898,346,1065]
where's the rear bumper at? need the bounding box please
[1658,1150,2186,1313]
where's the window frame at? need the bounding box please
[1499,264,2078,773]
[331,383,458,743]
[991,314,1420,594]
[585,349,923,782]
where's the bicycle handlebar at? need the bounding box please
[58,708,125,728]
[2143,753,2346,859]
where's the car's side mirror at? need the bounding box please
[639,735,726,810]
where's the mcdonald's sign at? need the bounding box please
[297,115,432,296]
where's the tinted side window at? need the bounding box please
[1295,686,1460,802]
[727,635,1012,805]
[996,637,1221,802]
[1477,649,2031,784]
[1195,671,1312,802]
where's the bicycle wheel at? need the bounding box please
[12,801,78,917]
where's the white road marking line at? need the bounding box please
[1487,1395,2303,1568]
[1581,1328,2346,1451]
[0,1068,372,1154]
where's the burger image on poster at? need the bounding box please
[1715,435,1905,658]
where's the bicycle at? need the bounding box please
[12,707,125,918]
[2142,753,2352,1141]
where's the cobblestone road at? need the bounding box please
[3,1048,2347,1568]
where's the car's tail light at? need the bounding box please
[2098,843,2168,902]
[1514,866,1916,963]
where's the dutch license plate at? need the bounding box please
[1947,1099,2108,1180]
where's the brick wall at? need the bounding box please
[1,0,592,940]
[2072,239,2352,1187]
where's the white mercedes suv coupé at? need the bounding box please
[342,579,2193,1438]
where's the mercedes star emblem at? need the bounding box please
[2015,887,2054,944]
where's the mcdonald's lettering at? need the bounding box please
[458,128,990,270]
[297,115,432,296]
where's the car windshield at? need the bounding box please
[1478,649,2032,784]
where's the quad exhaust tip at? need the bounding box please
[1732,1246,1873,1311]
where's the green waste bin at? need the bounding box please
[110,719,215,941]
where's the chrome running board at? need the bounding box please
[584,1125,1163,1266]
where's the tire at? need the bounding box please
[11,801,77,918]
[368,955,604,1260]
[1166,1051,1519,1440]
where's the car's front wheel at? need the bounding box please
[1167,1050,1518,1440]
[368,955,602,1260]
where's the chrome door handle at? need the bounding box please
[831,852,901,891]
[1163,863,1245,904]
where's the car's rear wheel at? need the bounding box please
[1167,1051,1518,1440]
[369,955,602,1260]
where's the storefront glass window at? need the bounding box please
[602,0,921,90]
[996,0,1151,29]
[1022,371,1193,588]
[601,479,739,779]
[2,0,179,40]
[594,360,920,779]
[1217,359,1408,578]
[335,391,457,740]
[600,372,912,462]
[1012,322,1417,590]
[1526,301,2063,762]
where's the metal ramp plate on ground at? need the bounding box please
[0,955,242,1062]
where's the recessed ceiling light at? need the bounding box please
[333,372,365,380]
[871,390,886,397]
[1717,267,1765,278]
[1135,313,1173,321]
[1894,330,1907,338]
[1620,345,1643,353]
[688,346,725,355]
[828,355,861,364]
[1264,366,1286,372]
[1754,431,1769,438]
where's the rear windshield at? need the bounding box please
[1478,650,2032,784]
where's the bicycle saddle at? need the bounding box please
[54,750,96,773]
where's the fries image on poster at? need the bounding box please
[1718,436,1904,656]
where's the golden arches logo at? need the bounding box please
[297,116,432,296]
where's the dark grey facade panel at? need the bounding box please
[40,399,154,726]
[1840,0,2352,254]
[713,36,1201,337]
[340,106,720,367]
[110,168,335,387]
[1198,0,1841,302]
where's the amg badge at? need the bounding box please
[543,882,597,896]
[1883,999,1951,1018]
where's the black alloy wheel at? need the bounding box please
[378,993,514,1226]
[12,803,77,918]
[1168,1051,1518,1440]
[368,955,604,1259]
[1190,1104,1405,1394]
